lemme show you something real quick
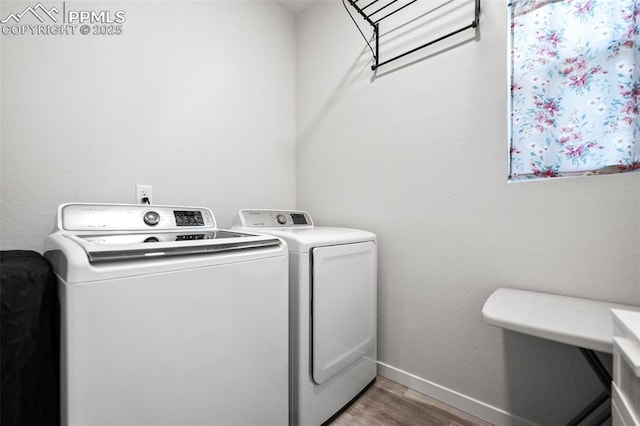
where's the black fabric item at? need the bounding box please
[1,250,60,426]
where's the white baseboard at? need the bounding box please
[377,361,538,426]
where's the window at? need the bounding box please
[509,0,639,180]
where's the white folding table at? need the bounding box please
[483,288,640,425]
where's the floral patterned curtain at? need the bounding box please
[509,0,640,180]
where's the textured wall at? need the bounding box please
[1,1,296,250]
[295,0,640,424]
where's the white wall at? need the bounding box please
[1,1,296,251]
[295,0,640,424]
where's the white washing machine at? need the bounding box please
[44,203,289,426]
[233,209,377,426]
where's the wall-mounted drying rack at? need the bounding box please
[343,0,481,70]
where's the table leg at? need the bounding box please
[565,348,612,426]
[565,392,609,426]
[589,400,612,426]
[578,348,612,393]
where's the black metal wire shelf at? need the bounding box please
[344,0,481,71]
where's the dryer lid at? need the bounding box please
[233,209,376,252]
[258,227,376,253]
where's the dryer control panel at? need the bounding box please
[237,210,314,228]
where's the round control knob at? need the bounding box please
[143,236,159,243]
[143,211,160,226]
[276,214,287,225]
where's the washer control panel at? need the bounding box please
[238,210,313,228]
[59,204,216,231]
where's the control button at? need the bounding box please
[143,211,160,226]
[143,236,159,243]
[291,213,308,225]
[276,214,287,225]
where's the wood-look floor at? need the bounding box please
[326,376,494,426]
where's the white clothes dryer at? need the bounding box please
[44,203,289,426]
[233,209,377,426]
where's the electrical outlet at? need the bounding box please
[136,184,152,205]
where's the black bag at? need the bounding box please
[1,250,60,426]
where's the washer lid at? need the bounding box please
[53,203,282,262]
[67,230,281,263]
